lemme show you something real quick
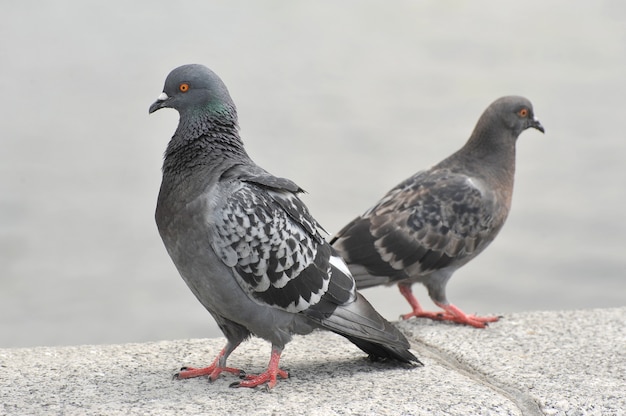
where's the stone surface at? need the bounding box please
[1,307,624,415]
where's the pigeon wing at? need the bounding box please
[335,169,499,278]
[210,181,352,314]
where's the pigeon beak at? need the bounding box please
[149,92,170,114]
[531,117,545,134]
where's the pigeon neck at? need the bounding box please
[454,125,517,186]
[174,105,239,140]
[162,110,251,179]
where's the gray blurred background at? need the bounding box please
[1,1,625,348]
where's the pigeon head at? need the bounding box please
[149,64,236,120]
[486,96,545,137]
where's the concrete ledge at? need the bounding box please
[1,307,624,415]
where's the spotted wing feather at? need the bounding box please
[211,181,352,314]
[333,169,499,284]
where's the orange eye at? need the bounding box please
[518,108,529,117]
[179,83,190,92]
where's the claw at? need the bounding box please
[175,345,246,380]
[173,367,187,379]
[229,347,288,389]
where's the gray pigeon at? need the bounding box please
[149,64,419,389]
[331,96,544,328]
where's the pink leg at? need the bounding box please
[398,284,499,328]
[230,346,289,389]
[176,347,245,381]
[398,284,448,321]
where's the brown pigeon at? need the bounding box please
[331,96,544,328]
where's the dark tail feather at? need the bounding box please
[342,334,420,364]
[314,292,421,365]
